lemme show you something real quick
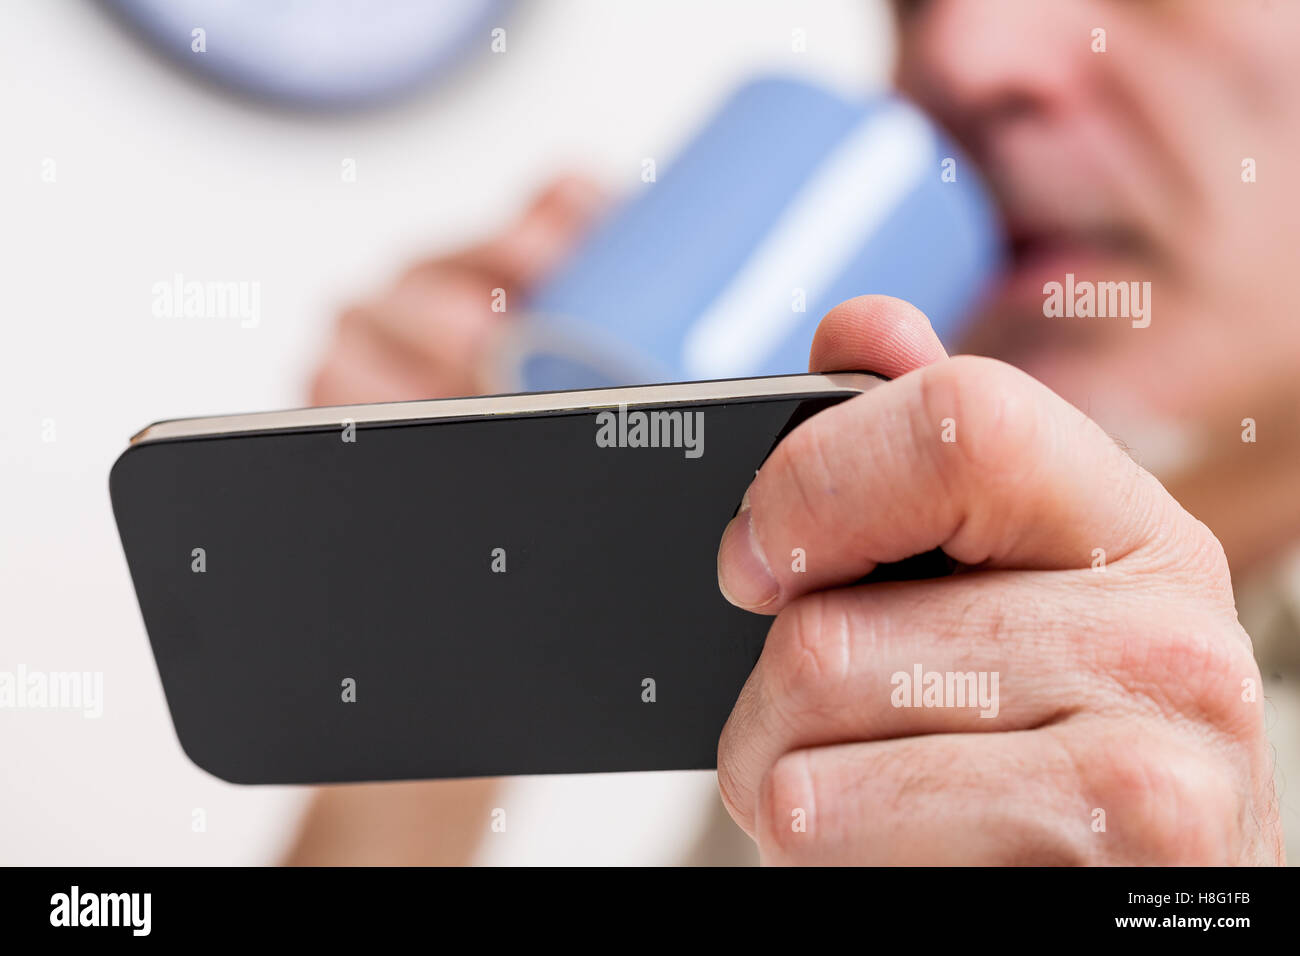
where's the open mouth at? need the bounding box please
[996,223,1151,303]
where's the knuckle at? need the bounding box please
[1151,621,1241,685]
[917,356,1045,484]
[1126,493,1240,613]
[766,593,853,719]
[1100,616,1259,738]
[1078,731,1244,864]
[1178,517,1235,601]
[757,751,821,859]
[1172,627,1262,739]
[772,418,840,539]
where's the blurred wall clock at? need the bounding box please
[100,0,509,109]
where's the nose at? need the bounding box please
[894,0,1095,151]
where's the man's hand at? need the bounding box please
[716,295,1283,865]
[309,174,605,406]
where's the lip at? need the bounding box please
[991,235,1128,309]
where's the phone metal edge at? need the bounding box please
[128,373,883,445]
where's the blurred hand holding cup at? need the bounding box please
[500,76,1004,391]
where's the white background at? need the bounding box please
[0,0,890,864]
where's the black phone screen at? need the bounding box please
[110,393,848,783]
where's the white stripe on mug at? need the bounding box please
[683,105,934,379]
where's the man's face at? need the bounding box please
[894,0,1300,455]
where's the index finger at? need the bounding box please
[717,303,1183,613]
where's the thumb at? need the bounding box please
[809,295,949,378]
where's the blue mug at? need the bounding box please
[501,76,1003,391]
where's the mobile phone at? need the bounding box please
[110,373,940,784]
